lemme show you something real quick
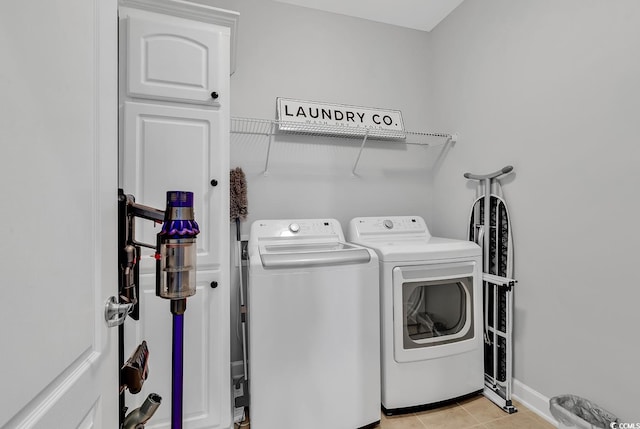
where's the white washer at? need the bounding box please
[248,219,381,429]
[348,216,483,414]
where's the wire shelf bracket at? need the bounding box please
[230,117,458,175]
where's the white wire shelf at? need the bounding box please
[230,116,458,174]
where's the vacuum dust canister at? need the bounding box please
[156,191,200,301]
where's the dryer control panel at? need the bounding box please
[349,216,429,239]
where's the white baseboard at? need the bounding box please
[512,379,557,426]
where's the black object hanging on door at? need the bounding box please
[117,189,165,425]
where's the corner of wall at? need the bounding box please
[512,379,557,426]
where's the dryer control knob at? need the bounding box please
[289,223,300,233]
[383,219,394,229]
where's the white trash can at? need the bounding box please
[549,395,618,429]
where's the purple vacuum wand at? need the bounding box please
[155,191,199,429]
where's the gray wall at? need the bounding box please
[206,0,640,420]
[429,0,640,420]
[218,0,440,232]
[201,0,441,362]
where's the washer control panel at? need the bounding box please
[252,219,343,240]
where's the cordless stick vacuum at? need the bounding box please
[155,191,200,429]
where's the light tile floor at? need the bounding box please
[380,395,556,429]
[237,394,557,428]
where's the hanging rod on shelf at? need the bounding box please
[230,116,458,175]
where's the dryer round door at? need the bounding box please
[392,261,479,363]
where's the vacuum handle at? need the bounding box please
[464,165,513,181]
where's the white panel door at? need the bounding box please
[124,270,230,429]
[118,6,231,428]
[123,10,225,105]
[0,0,118,428]
[121,101,223,273]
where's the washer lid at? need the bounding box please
[259,242,371,268]
[249,219,374,268]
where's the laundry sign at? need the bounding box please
[276,98,405,139]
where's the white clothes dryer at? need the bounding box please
[248,219,381,429]
[348,216,484,415]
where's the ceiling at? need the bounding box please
[272,0,465,32]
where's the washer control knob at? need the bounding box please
[383,219,394,229]
[289,223,300,233]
